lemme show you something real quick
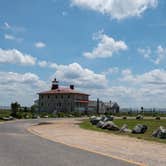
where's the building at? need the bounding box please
[88,100,120,114]
[38,79,89,113]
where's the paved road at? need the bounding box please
[0,119,136,166]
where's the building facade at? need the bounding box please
[38,79,89,113]
[88,100,120,114]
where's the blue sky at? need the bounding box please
[0,0,166,108]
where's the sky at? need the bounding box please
[0,0,166,108]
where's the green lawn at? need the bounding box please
[79,119,166,144]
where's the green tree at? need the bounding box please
[11,102,21,117]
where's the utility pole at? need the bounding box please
[97,98,99,115]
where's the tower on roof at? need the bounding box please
[51,78,59,90]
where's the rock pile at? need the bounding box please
[132,124,148,134]
[152,126,166,139]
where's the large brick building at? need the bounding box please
[38,79,89,113]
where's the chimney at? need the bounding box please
[51,84,58,90]
[70,85,74,90]
[51,78,59,90]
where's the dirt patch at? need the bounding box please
[29,119,166,166]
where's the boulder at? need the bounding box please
[132,124,148,134]
[102,121,119,131]
[122,116,127,120]
[120,124,132,133]
[96,120,105,128]
[155,116,160,120]
[90,117,102,125]
[106,115,114,121]
[136,115,143,120]
[90,116,96,120]
[152,126,166,139]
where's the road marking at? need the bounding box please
[28,127,146,166]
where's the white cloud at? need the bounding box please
[35,42,46,48]
[121,68,166,85]
[49,62,58,69]
[4,34,15,40]
[154,46,166,64]
[0,72,47,106]
[84,31,127,59]
[38,60,48,67]
[138,45,166,64]
[4,22,11,29]
[2,22,26,33]
[103,67,119,75]
[0,48,36,66]
[53,62,108,89]
[138,47,151,58]
[4,34,23,42]
[71,0,158,20]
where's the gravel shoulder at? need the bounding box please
[29,118,166,166]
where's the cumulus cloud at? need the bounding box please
[38,60,48,67]
[155,46,166,64]
[138,45,166,64]
[71,0,158,20]
[0,72,47,106]
[53,62,108,89]
[35,42,46,48]
[121,68,166,85]
[84,31,127,59]
[0,48,36,66]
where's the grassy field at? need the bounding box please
[80,119,166,144]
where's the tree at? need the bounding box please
[11,102,21,117]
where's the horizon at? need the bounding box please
[1,0,166,108]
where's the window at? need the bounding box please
[48,95,50,99]
[55,95,57,99]
[68,95,70,98]
[61,95,63,99]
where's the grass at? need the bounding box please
[79,119,166,144]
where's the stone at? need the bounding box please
[152,126,166,139]
[155,116,160,120]
[90,117,102,125]
[120,124,132,133]
[96,120,105,128]
[132,124,148,134]
[136,114,143,120]
[122,116,127,120]
[102,121,119,131]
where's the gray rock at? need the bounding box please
[90,117,102,125]
[152,126,166,139]
[96,121,105,128]
[120,124,132,133]
[132,124,148,134]
[136,115,143,120]
[102,121,119,131]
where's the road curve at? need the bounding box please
[0,119,136,166]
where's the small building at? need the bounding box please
[38,79,89,113]
[88,100,120,114]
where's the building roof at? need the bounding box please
[38,87,89,96]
